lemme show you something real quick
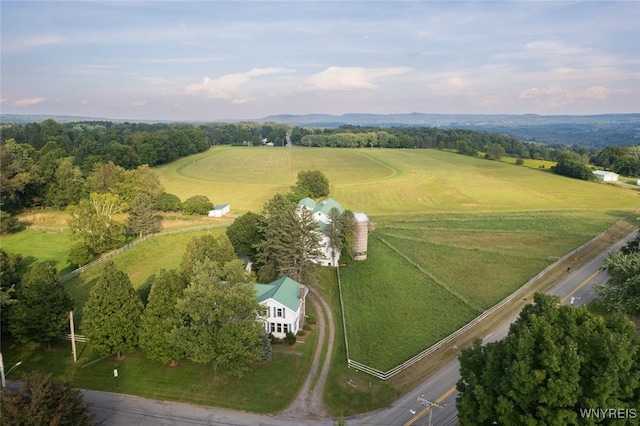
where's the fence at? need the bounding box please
[59,333,89,343]
[60,224,229,282]
[342,228,610,381]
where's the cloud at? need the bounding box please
[307,66,413,91]
[519,85,611,107]
[133,100,147,106]
[184,68,290,103]
[14,97,45,106]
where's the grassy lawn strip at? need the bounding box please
[2,309,318,413]
[317,268,400,417]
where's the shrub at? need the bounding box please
[155,192,182,212]
[285,331,296,345]
[0,211,23,234]
[182,195,213,215]
[297,330,306,336]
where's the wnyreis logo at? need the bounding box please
[579,408,637,420]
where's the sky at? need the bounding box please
[1,1,639,121]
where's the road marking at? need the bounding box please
[404,385,457,426]
[561,269,601,304]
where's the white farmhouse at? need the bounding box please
[592,170,619,182]
[208,203,230,217]
[255,277,308,339]
[298,197,344,266]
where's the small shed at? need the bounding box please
[208,203,230,217]
[592,170,619,182]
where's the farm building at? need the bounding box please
[298,197,369,266]
[208,203,230,217]
[255,277,307,339]
[592,170,619,182]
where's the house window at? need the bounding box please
[276,308,284,318]
[277,323,282,333]
[283,324,289,334]
[270,323,276,333]
[261,307,269,317]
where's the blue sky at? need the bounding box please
[1,1,638,121]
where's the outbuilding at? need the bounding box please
[208,203,230,217]
[592,170,619,182]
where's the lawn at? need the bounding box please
[1,230,74,275]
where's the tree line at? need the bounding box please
[2,119,638,216]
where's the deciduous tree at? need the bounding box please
[171,262,264,377]
[457,293,640,425]
[67,192,127,265]
[182,195,213,215]
[295,170,330,198]
[9,263,73,348]
[180,233,240,282]
[81,262,143,359]
[595,250,640,316]
[226,211,263,259]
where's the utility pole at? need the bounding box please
[70,311,77,362]
[417,394,444,426]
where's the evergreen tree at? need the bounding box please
[0,249,20,332]
[255,193,321,284]
[457,293,640,425]
[139,269,185,365]
[126,192,161,237]
[339,209,357,261]
[81,262,143,359]
[9,263,73,348]
[326,207,343,265]
[1,372,97,426]
[171,262,264,377]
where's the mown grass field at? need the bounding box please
[4,146,639,414]
[339,210,629,370]
[155,146,639,216]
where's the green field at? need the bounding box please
[4,146,639,412]
[155,146,639,215]
[155,146,639,369]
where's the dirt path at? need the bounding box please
[280,288,335,419]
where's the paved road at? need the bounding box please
[65,231,634,426]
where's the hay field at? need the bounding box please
[155,146,639,215]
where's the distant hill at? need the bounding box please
[2,112,639,148]
[258,113,640,148]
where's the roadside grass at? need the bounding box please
[316,268,400,417]
[1,307,319,413]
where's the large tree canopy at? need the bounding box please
[81,261,143,359]
[595,243,640,317]
[295,170,330,198]
[457,293,640,425]
[171,262,264,377]
[9,263,73,347]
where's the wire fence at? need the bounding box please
[342,228,609,381]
